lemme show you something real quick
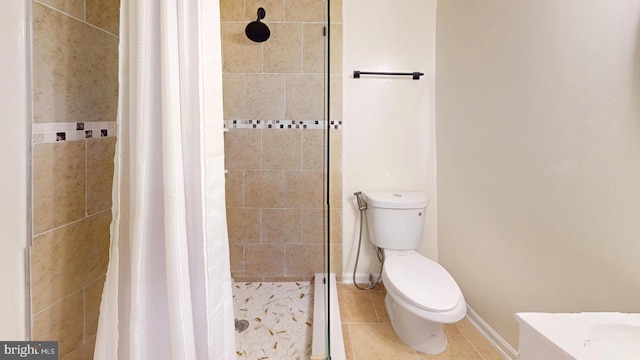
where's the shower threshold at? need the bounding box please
[310,273,346,360]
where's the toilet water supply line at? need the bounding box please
[352,191,384,290]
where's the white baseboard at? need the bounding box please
[340,272,382,285]
[466,305,518,360]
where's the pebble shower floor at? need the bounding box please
[233,282,313,359]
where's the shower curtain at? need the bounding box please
[94,0,235,359]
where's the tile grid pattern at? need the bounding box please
[233,282,313,359]
[33,1,119,124]
[220,0,343,123]
[338,284,506,360]
[222,0,344,282]
[31,1,119,359]
[225,127,344,282]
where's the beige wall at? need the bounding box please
[30,0,119,358]
[436,0,640,348]
[220,0,343,281]
[342,0,438,280]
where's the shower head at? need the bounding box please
[245,7,270,43]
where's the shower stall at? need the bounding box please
[3,0,343,358]
[220,1,342,285]
[220,0,343,357]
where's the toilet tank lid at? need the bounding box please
[363,191,429,209]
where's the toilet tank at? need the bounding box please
[363,192,429,250]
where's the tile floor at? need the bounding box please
[337,284,506,360]
[233,282,313,359]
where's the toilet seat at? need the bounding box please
[383,252,462,312]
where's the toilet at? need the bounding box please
[363,191,466,354]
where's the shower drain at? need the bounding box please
[235,319,249,333]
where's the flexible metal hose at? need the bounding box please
[352,192,384,290]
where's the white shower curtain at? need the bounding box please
[94,0,235,359]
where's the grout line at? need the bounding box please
[241,74,246,121]
[300,22,305,73]
[282,169,287,208]
[368,292,382,323]
[298,208,303,243]
[241,169,246,207]
[455,324,478,352]
[85,139,88,218]
[82,287,87,344]
[258,208,263,243]
[346,324,356,360]
[455,321,490,360]
[299,127,304,170]
[242,244,245,276]
[32,287,84,318]
[282,75,287,124]
[32,208,112,239]
[259,126,264,169]
[33,1,118,38]
[260,41,264,73]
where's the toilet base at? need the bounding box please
[385,293,448,355]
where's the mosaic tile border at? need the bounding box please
[33,122,117,144]
[224,120,342,130]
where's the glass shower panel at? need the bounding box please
[220,0,339,357]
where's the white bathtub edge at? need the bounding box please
[467,305,518,360]
[311,273,346,360]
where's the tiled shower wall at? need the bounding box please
[30,1,119,359]
[220,0,344,281]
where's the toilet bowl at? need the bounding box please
[363,191,466,354]
[382,250,466,353]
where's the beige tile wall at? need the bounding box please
[225,128,344,281]
[221,0,343,281]
[31,1,119,359]
[33,1,118,123]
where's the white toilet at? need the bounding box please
[363,191,467,354]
